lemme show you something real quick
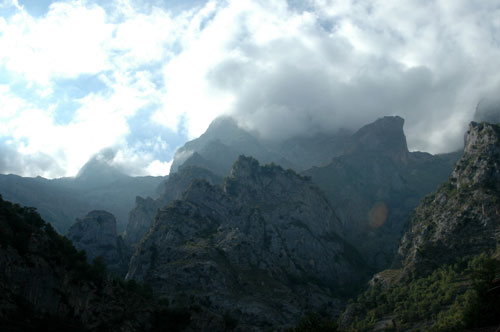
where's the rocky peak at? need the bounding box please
[203,115,243,140]
[224,156,340,234]
[67,210,129,275]
[75,154,127,187]
[68,210,117,245]
[123,166,223,247]
[397,121,500,276]
[227,154,261,179]
[228,155,309,189]
[348,116,409,163]
[451,122,500,190]
[127,157,366,328]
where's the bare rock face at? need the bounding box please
[123,196,163,247]
[303,116,460,269]
[127,156,367,329]
[67,210,129,276]
[397,122,500,276]
[123,166,222,247]
[346,116,409,164]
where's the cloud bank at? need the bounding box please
[1,0,500,177]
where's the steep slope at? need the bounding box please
[123,166,222,246]
[398,121,500,275]
[127,156,368,329]
[303,116,460,269]
[340,122,500,331]
[0,195,158,331]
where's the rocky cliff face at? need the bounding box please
[67,210,130,276]
[303,116,460,269]
[123,166,222,247]
[127,156,367,329]
[397,121,500,276]
[346,116,409,163]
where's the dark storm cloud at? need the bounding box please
[195,0,500,153]
[207,32,471,152]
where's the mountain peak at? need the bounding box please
[348,116,409,162]
[451,121,500,190]
[75,152,127,186]
[397,120,500,275]
[228,155,261,179]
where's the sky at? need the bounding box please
[1,0,500,178]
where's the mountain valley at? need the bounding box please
[0,115,499,331]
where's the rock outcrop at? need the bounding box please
[397,121,500,276]
[67,210,130,276]
[346,116,409,163]
[123,166,222,247]
[303,116,460,269]
[127,156,367,329]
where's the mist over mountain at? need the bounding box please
[473,95,500,124]
[1,111,500,330]
[168,115,460,270]
[0,155,166,233]
[2,1,500,330]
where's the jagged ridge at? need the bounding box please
[127,156,368,329]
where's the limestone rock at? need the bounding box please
[127,156,367,329]
[397,122,500,276]
[67,210,129,276]
[123,166,222,247]
[303,116,460,269]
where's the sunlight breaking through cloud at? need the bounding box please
[0,0,500,177]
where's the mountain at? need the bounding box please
[123,165,222,247]
[127,156,368,329]
[0,156,166,233]
[170,115,352,175]
[303,116,461,269]
[0,195,156,331]
[0,195,245,331]
[167,115,460,270]
[169,116,294,175]
[339,121,500,331]
[73,154,128,189]
[397,121,500,276]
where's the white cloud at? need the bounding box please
[146,159,172,176]
[1,0,500,177]
[0,1,113,85]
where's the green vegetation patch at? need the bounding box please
[344,251,500,331]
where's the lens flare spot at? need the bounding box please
[369,202,388,229]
